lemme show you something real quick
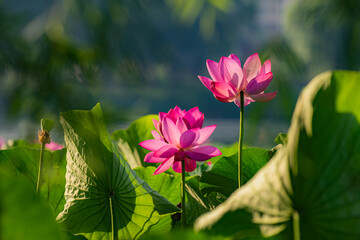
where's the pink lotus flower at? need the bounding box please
[0,137,5,149]
[139,107,221,175]
[153,106,204,135]
[198,53,277,107]
[45,142,64,151]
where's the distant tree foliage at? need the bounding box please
[0,0,358,132]
[0,0,257,122]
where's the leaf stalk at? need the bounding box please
[109,194,118,240]
[36,142,45,194]
[181,160,186,229]
[293,210,301,240]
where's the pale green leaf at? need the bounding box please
[111,115,158,168]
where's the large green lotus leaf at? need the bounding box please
[195,71,360,239]
[134,166,181,234]
[200,148,275,198]
[0,170,62,240]
[134,166,181,205]
[56,104,179,240]
[111,115,158,168]
[0,147,67,216]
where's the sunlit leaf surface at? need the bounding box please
[111,115,158,168]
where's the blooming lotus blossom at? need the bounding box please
[45,142,64,151]
[153,106,205,136]
[139,106,221,175]
[198,53,277,107]
[0,137,5,149]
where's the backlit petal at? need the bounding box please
[151,130,162,140]
[234,95,254,107]
[159,112,166,121]
[144,152,165,163]
[171,158,197,173]
[220,57,244,90]
[180,129,198,148]
[228,54,241,66]
[210,82,237,99]
[153,119,161,133]
[176,117,188,134]
[172,161,182,173]
[167,107,184,122]
[260,59,271,74]
[219,57,231,81]
[243,53,261,82]
[162,117,181,145]
[198,75,213,90]
[194,125,216,145]
[249,91,277,102]
[173,106,184,114]
[185,158,197,172]
[185,146,221,161]
[206,59,223,82]
[184,107,204,129]
[139,139,167,151]
[153,157,174,175]
[245,72,273,95]
[154,144,178,158]
[214,94,236,103]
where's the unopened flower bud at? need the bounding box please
[38,130,51,144]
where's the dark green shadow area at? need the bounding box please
[0,169,62,240]
[0,147,67,216]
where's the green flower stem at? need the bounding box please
[238,91,245,188]
[181,160,186,229]
[293,210,301,240]
[109,194,118,240]
[36,142,45,194]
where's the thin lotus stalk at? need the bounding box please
[293,210,301,240]
[181,159,186,229]
[198,53,277,186]
[238,91,244,188]
[36,129,51,194]
[36,142,45,194]
[109,194,118,240]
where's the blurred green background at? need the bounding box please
[0,0,359,147]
